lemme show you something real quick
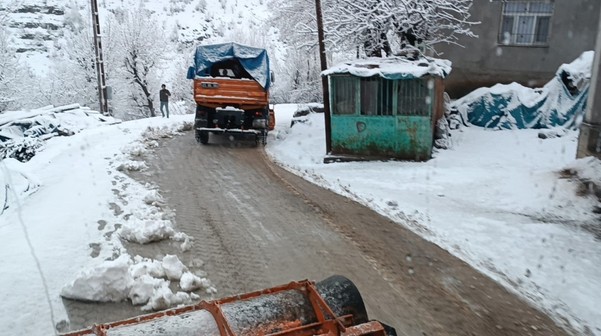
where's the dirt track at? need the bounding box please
[63,132,571,335]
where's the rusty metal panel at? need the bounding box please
[330,115,433,161]
[329,75,436,161]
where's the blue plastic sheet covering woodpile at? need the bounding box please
[451,51,593,130]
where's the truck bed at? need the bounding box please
[194,77,268,110]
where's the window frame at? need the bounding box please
[498,1,554,47]
[329,74,433,118]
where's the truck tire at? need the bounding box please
[196,130,209,145]
[261,130,267,146]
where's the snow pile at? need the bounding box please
[67,122,215,312]
[120,219,176,244]
[46,118,213,319]
[452,51,593,130]
[60,255,133,302]
[180,272,213,292]
[0,104,120,162]
[111,125,193,247]
[115,181,191,246]
[61,254,215,311]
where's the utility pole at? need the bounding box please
[315,0,332,154]
[91,0,109,116]
[577,4,601,158]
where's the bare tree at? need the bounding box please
[111,7,169,118]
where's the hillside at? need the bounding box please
[1,0,280,73]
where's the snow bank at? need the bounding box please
[58,120,213,314]
[452,51,593,130]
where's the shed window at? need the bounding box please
[360,77,394,116]
[397,79,430,116]
[498,1,554,46]
[331,75,357,115]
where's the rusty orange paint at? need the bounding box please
[194,78,269,111]
[61,280,386,336]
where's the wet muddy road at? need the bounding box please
[129,133,569,336]
[63,132,570,335]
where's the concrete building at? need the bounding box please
[436,0,600,98]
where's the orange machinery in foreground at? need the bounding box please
[62,276,396,336]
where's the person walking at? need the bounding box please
[159,84,171,118]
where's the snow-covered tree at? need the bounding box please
[38,2,98,109]
[325,0,477,56]
[273,0,476,58]
[0,11,28,111]
[109,7,170,119]
[270,47,323,103]
[270,0,318,51]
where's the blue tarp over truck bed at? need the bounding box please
[186,42,271,89]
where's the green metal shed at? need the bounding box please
[323,55,451,161]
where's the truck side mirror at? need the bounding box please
[187,66,196,79]
[270,71,275,84]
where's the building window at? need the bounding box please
[499,1,554,46]
[331,75,357,115]
[360,77,394,116]
[397,79,431,116]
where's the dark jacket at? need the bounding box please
[160,89,171,102]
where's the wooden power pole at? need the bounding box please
[315,0,332,154]
[91,0,109,115]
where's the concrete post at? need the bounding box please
[576,4,601,158]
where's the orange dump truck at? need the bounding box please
[187,42,275,145]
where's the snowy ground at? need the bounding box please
[266,104,601,335]
[1,104,600,335]
[0,114,215,335]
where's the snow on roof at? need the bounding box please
[322,55,452,80]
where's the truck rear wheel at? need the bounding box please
[196,130,209,144]
[261,130,267,146]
